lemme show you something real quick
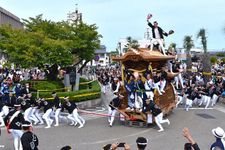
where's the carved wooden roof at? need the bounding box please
[112,48,175,62]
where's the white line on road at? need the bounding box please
[80,129,152,145]
[214,105,225,113]
[56,128,160,148]
[176,107,214,110]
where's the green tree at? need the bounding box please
[110,48,119,56]
[0,15,101,79]
[23,15,101,73]
[197,29,207,53]
[68,22,102,72]
[0,22,73,80]
[183,36,194,73]
[123,36,140,52]
[210,56,217,64]
[197,28,211,74]
[216,52,225,57]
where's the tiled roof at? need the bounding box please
[112,48,175,62]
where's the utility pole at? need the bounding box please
[66,3,83,91]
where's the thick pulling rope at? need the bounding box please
[79,106,139,121]
[79,109,126,119]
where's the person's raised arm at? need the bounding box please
[183,127,200,150]
[147,14,153,28]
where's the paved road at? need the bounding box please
[1,91,225,150]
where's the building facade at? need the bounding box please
[0,7,23,64]
[86,45,110,67]
[176,48,205,61]
[0,7,23,29]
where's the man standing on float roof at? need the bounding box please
[147,13,174,55]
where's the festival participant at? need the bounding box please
[198,82,214,109]
[160,67,168,93]
[195,73,204,85]
[136,137,148,150]
[211,83,223,107]
[21,120,39,150]
[22,83,31,95]
[152,70,163,95]
[34,99,44,125]
[197,85,207,107]
[147,13,174,55]
[10,93,18,108]
[144,74,154,100]
[20,96,33,122]
[52,92,61,127]
[108,94,124,127]
[26,93,39,125]
[210,127,225,150]
[0,100,9,127]
[176,89,185,108]
[12,83,23,98]
[4,102,25,150]
[40,98,54,129]
[61,96,85,128]
[101,74,109,94]
[167,60,174,73]
[185,86,201,111]
[125,75,135,110]
[143,99,170,132]
[206,82,217,108]
[134,74,146,110]
[173,61,184,89]
[113,77,121,94]
[1,80,10,105]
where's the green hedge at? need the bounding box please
[37,80,101,102]
[79,78,90,90]
[23,80,64,92]
[25,78,96,92]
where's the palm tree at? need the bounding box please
[197,28,211,75]
[123,36,140,52]
[197,29,207,53]
[183,35,194,74]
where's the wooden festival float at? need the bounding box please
[112,48,177,127]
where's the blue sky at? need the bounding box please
[1,0,225,51]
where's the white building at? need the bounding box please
[86,45,110,67]
[176,48,204,61]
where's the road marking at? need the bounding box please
[80,129,152,145]
[56,128,160,148]
[214,105,225,113]
[176,107,213,110]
